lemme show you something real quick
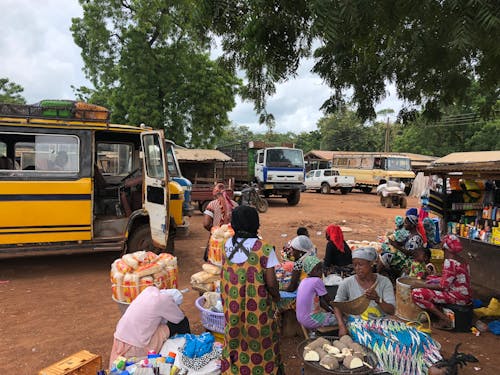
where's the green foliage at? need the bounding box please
[202,0,499,121]
[0,78,26,104]
[318,108,383,151]
[71,0,240,147]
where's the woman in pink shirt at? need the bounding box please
[109,286,189,368]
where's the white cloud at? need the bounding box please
[1,1,402,133]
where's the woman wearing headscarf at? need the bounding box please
[220,205,284,375]
[381,209,425,277]
[203,183,238,231]
[323,224,352,268]
[411,234,472,330]
[334,247,442,375]
[203,183,238,260]
[283,235,316,292]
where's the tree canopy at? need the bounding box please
[71,0,240,147]
[202,0,499,121]
[0,78,26,104]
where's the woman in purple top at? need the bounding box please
[296,255,337,329]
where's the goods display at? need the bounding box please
[191,263,222,293]
[346,240,382,252]
[207,224,234,266]
[110,251,178,303]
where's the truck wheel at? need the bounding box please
[256,197,269,213]
[361,187,373,194]
[321,183,331,194]
[287,190,300,206]
[340,188,349,195]
[128,225,155,253]
[400,197,407,209]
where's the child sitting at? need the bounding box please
[408,247,431,279]
[296,255,337,329]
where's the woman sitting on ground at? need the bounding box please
[323,224,352,270]
[411,234,472,330]
[334,247,442,375]
[109,286,190,368]
[296,255,337,329]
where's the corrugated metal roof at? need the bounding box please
[174,148,232,162]
[432,151,500,165]
[304,150,334,160]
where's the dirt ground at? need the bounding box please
[1,192,498,374]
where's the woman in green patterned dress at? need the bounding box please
[220,205,284,375]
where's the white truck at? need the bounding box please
[305,168,356,195]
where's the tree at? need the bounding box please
[71,0,240,147]
[0,78,26,104]
[202,0,499,121]
[295,130,322,153]
[318,108,382,151]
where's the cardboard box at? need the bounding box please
[38,350,102,375]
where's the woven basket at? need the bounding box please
[333,280,378,315]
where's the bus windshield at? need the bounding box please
[266,149,304,168]
[386,157,411,171]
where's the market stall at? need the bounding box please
[422,151,500,299]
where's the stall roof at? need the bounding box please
[423,151,500,177]
[175,148,232,162]
[304,150,334,160]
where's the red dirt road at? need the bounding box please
[0,192,497,374]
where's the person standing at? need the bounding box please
[220,205,284,375]
[203,183,238,260]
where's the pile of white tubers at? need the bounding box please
[303,335,367,370]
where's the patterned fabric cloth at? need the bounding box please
[220,238,283,375]
[347,317,442,375]
[409,261,427,278]
[412,258,472,310]
[204,198,238,227]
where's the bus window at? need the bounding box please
[360,158,373,169]
[14,134,79,173]
[374,157,382,169]
[387,157,411,171]
[97,143,133,176]
[349,158,361,168]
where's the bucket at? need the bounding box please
[112,296,130,315]
[442,304,473,332]
[396,277,423,321]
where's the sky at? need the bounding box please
[1,0,401,134]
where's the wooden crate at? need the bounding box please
[38,350,102,375]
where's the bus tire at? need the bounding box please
[385,200,393,208]
[340,188,349,195]
[321,183,331,194]
[380,196,385,206]
[361,187,373,194]
[128,224,155,253]
[287,190,300,206]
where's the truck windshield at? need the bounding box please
[386,157,411,171]
[165,143,180,177]
[266,149,304,168]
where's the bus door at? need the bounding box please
[141,131,169,249]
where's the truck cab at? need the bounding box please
[165,139,193,219]
[254,147,305,205]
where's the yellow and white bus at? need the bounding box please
[0,100,184,257]
[331,152,415,193]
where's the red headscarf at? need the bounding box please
[443,234,463,254]
[326,224,345,253]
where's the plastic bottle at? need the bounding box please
[166,352,176,364]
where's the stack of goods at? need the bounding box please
[275,261,294,290]
[190,263,221,293]
[346,239,382,252]
[110,251,178,303]
[302,335,372,371]
[207,224,234,266]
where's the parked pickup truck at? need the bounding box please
[305,169,356,194]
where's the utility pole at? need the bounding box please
[384,116,390,152]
